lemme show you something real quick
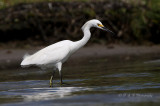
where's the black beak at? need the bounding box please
[102,27,116,36]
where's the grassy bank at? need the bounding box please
[0,0,158,9]
[0,0,159,48]
[1,0,91,9]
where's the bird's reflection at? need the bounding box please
[23,87,90,101]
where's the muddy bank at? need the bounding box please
[0,45,160,70]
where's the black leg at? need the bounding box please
[59,71,63,85]
[57,62,63,85]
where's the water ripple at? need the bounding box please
[103,73,153,78]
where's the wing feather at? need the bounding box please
[21,40,72,66]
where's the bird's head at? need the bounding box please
[82,19,115,36]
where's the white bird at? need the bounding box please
[21,19,115,87]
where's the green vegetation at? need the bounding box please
[0,0,158,9]
[0,0,159,46]
[130,0,160,43]
[2,0,78,9]
[0,0,91,9]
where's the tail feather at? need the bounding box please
[21,54,32,67]
[23,53,30,59]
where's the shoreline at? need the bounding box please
[0,45,160,69]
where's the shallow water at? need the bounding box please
[0,55,160,106]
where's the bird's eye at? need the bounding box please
[97,23,104,27]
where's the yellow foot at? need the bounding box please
[60,82,65,85]
[50,83,53,87]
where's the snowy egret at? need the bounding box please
[21,19,115,86]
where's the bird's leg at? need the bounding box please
[49,76,53,87]
[50,71,55,87]
[59,71,63,85]
[57,62,63,85]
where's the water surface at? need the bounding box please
[0,55,160,106]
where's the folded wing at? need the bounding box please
[21,40,72,66]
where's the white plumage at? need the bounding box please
[21,19,114,86]
[21,40,72,67]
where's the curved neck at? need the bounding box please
[72,27,91,52]
[77,27,91,48]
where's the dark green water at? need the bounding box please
[0,55,160,106]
